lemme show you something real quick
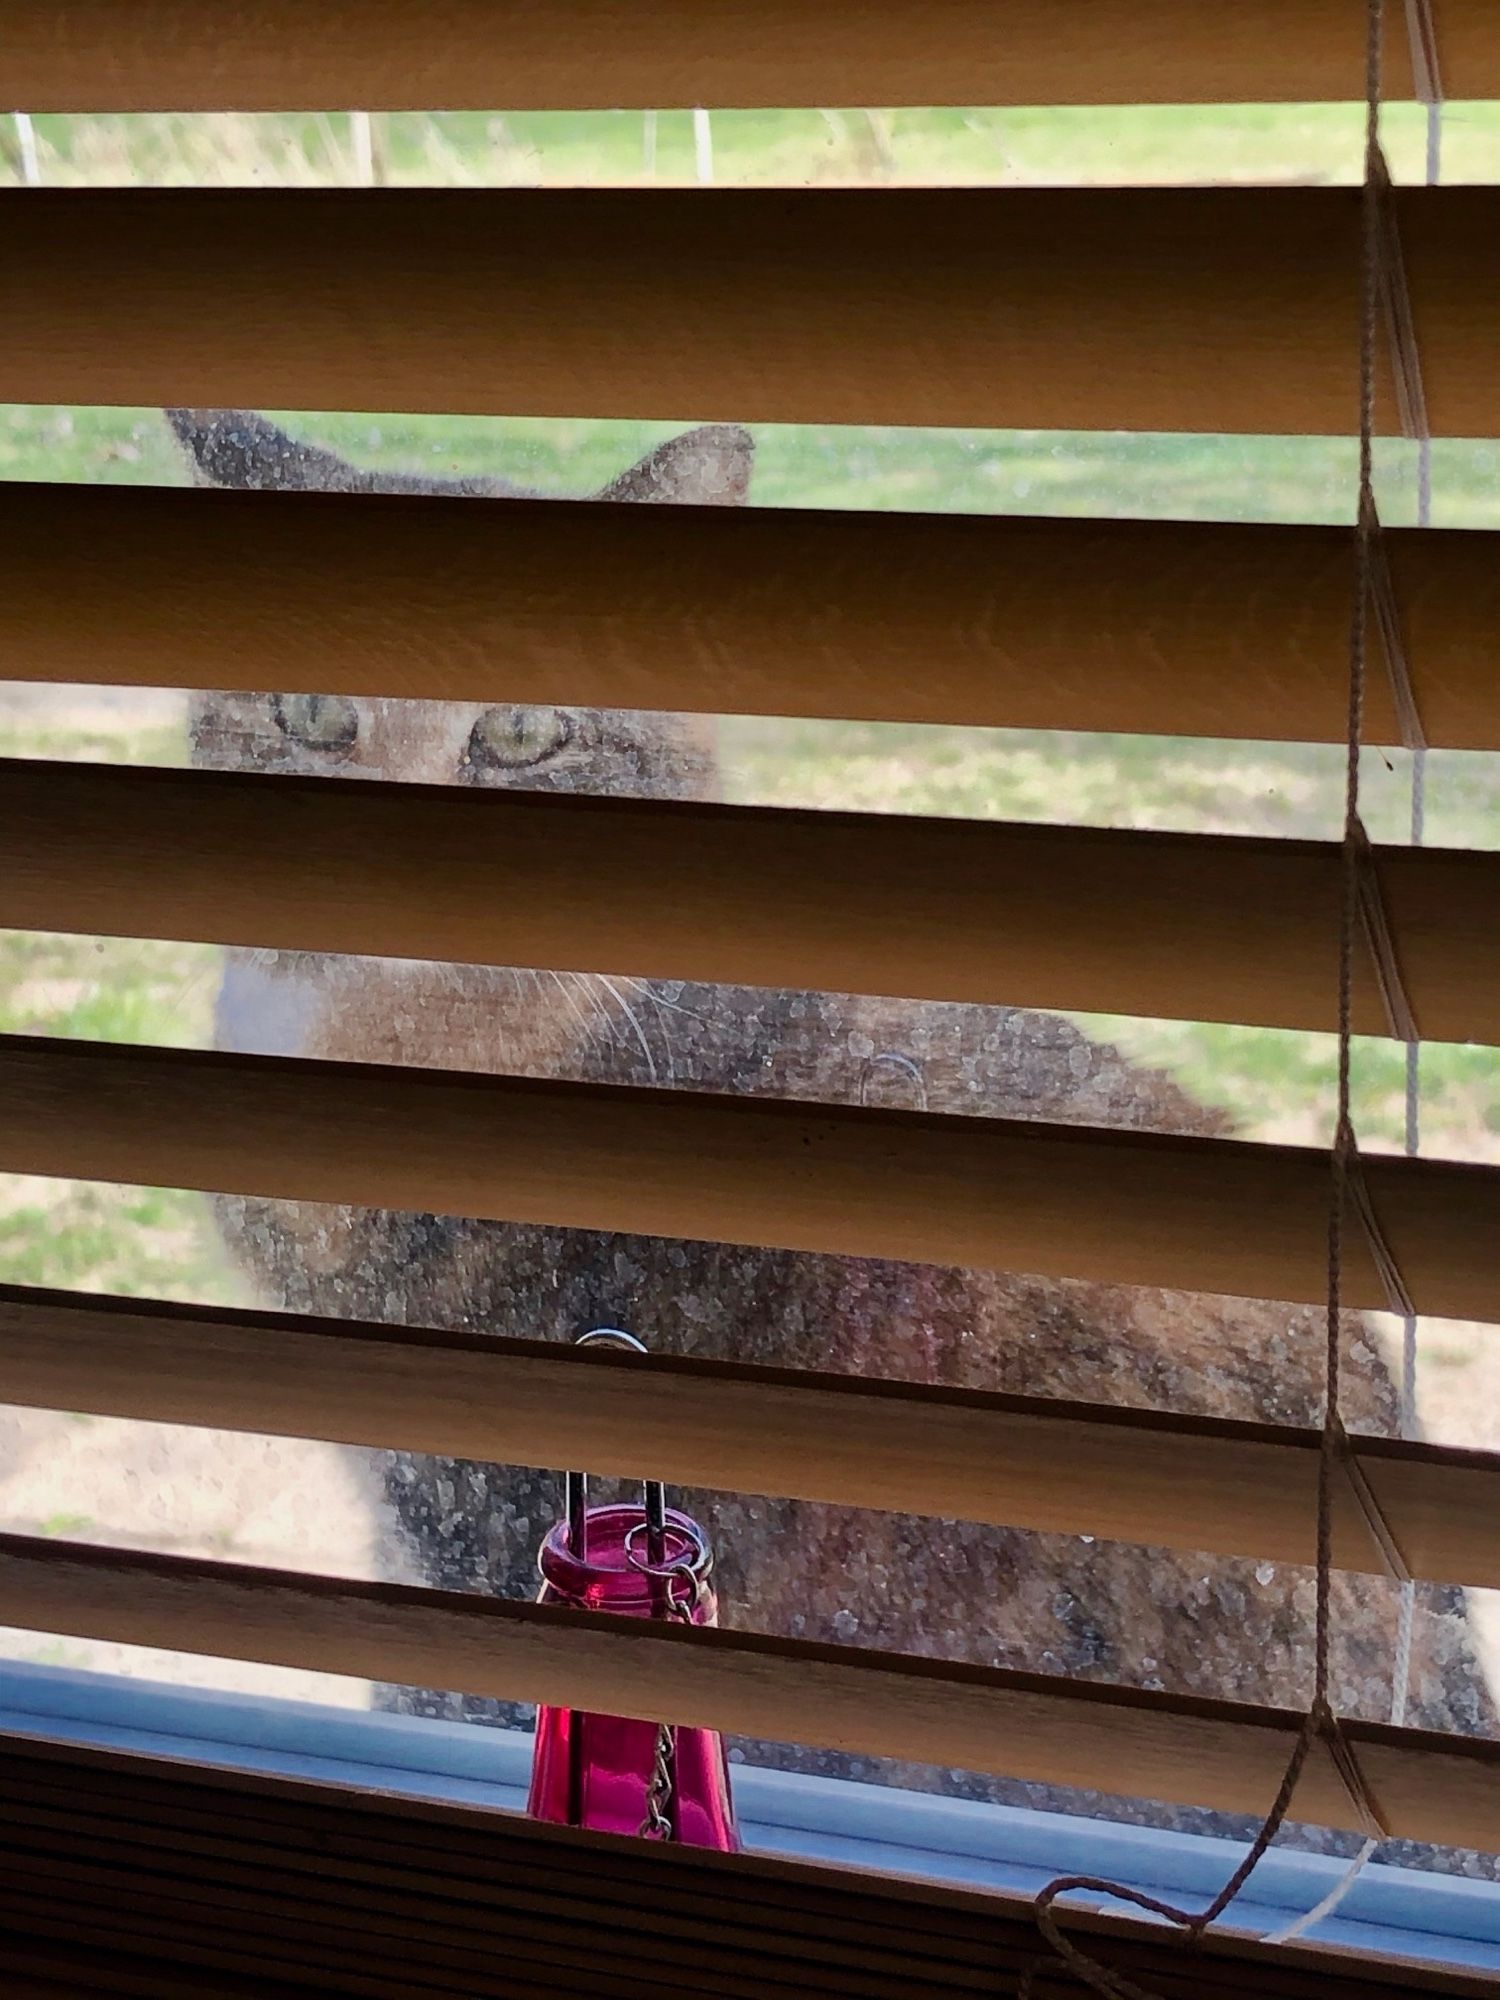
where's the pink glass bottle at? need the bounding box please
[527,1332,738,1850]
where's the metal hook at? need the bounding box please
[858,1049,928,1113]
[566,1328,665,1565]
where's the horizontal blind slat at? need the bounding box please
[7,1743,1490,2000]
[0,1820,976,1995]
[2,0,1492,109]
[2,1282,1495,1588]
[4,1534,1497,1852]
[0,1035,1495,1318]
[3,187,1496,435]
[10,484,1500,753]
[8,758,1498,1041]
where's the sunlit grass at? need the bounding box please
[10,102,1500,191]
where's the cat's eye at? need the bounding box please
[271,692,359,752]
[466,704,573,770]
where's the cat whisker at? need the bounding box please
[558,970,653,1075]
[544,967,610,1061]
[594,972,662,1083]
[619,974,710,1030]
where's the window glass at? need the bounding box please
[1,101,1496,1895]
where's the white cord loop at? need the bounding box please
[1351,819,1420,1045]
[1372,148,1430,446]
[1367,522,1426,754]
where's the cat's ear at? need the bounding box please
[164,408,366,492]
[595,424,754,507]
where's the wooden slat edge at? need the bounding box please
[2,1034,1497,1319]
[0,1928,301,2000]
[1,0,1484,110]
[9,757,1499,1041]
[2,1282,1496,1588]
[7,1742,1497,2000]
[3,1534,1497,1852]
[10,485,1500,754]
[0,1832,971,1997]
[7,186,1500,436]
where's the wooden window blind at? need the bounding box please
[5,0,1500,111]
[1,185,1498,435]
[9,480,1500,749]
[3,6,1500,1997]
[1,1734,1497,2000]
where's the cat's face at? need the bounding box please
[179,410,752,801]
[174,410,749,1078]
[190,688,716,801]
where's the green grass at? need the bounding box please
[0,927,219,1046]
[12,401,1499,532]
[0,1178,240,1302]
[36,1512,94,1538]
[12,101,1500,192]
[0,916,233,1306]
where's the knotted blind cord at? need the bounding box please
[1268,15,1443,1941]
[1018,5,1392,1987]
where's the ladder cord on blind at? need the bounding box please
[1020,4,1397,1991]
[1268,6,1445,1938]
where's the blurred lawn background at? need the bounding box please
[1,100,1497,1437]
[11,97,1500,189]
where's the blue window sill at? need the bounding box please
[3,1658,1498,1977]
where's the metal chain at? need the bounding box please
[636,1559,706,1841]
[640,1717,679,1840]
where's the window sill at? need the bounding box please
[3,1658,1497,1979]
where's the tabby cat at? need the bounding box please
[170,407,1491,1844]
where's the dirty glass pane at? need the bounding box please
[4,433,1499,1867]
[1,98,1497,1896]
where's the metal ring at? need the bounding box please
[574,1327,649,1355]
[567,1329,654,1558]
[624,1516,711,1587]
